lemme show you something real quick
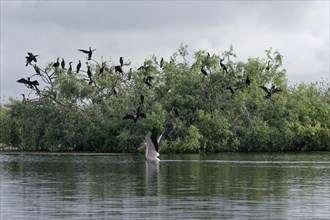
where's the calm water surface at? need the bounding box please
[0,152,329,219]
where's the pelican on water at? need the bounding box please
[144,123,174,162]
[145,127,162,162]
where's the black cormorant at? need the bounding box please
[53,58,60,68]
[115,65,123,74]
[61,59,65,69]
[78,46,95,60]
[259,85,282,99]
[120,57,124,67]
[76,60,81,73]
[220,59,228,74]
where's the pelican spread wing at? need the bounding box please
[145,122,175,162]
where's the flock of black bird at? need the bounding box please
[18,48,282,114]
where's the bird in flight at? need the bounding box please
[25,52,38,66]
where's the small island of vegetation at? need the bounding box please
[0,44,329,153]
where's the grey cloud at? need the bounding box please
[1,1,329,101]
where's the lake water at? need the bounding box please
[0,152,329,219]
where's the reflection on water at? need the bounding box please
[0,152,329,219]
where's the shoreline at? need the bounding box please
[0,150,135,156]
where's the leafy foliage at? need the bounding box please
[1,45,329,152]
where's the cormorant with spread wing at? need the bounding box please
[25,52,38,66]
[259,84,282,99]
[78,46,96,60]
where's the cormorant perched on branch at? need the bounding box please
[143,76,153,88]
[246,75,251,86]
[53,58,60,68]
[76,60,81,73]
[120,57,124,67]
[201,66,208,76]
[123,107,146,123]
[140,94,145,105]
[115,65,123,74]
[226,86,239,95]
[266,61,271,71]
[160,57,164,69]
[138,65,149,71]
[259,85,282,99]
[25,52,38,66]
[17,78,39,91]
[68,62,73,73]
[61,59,65,69]
[220,59,228,74]
[99,62,104,75]
[78,46,95,60]
[173,107,180,118]
[87,65,92,79]
[21,94,26,105]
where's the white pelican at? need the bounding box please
[145,127,161,162]
[144,123,175,162]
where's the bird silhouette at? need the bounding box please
[266,61,271,71]
[21,94,26,105]
[138,65,149,71]
[78,46,95,60]
[144,122,176,162]
[120,57,124,67]
[160,57,164,69]
[68,62,73,73]
[259,84,282,99]
[123,107,146,123]
[17,78,39,90]
[226,86,238,95]
[140,94,145,105]
[128,68,133,81]
[246,75,251,86]
[25,52,38,66]
[53,58,60,68]
[87,65,92,79]
[115,65,123,74]
[220,59,228,74]
[112,86,118,96]
[143,77,153,88]
[201,66,208,76]
[76,60,81,73]
[173,107,180,118]
[61,59,65,69]
[99,62,104,75]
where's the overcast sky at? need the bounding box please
[1,0,329,103]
